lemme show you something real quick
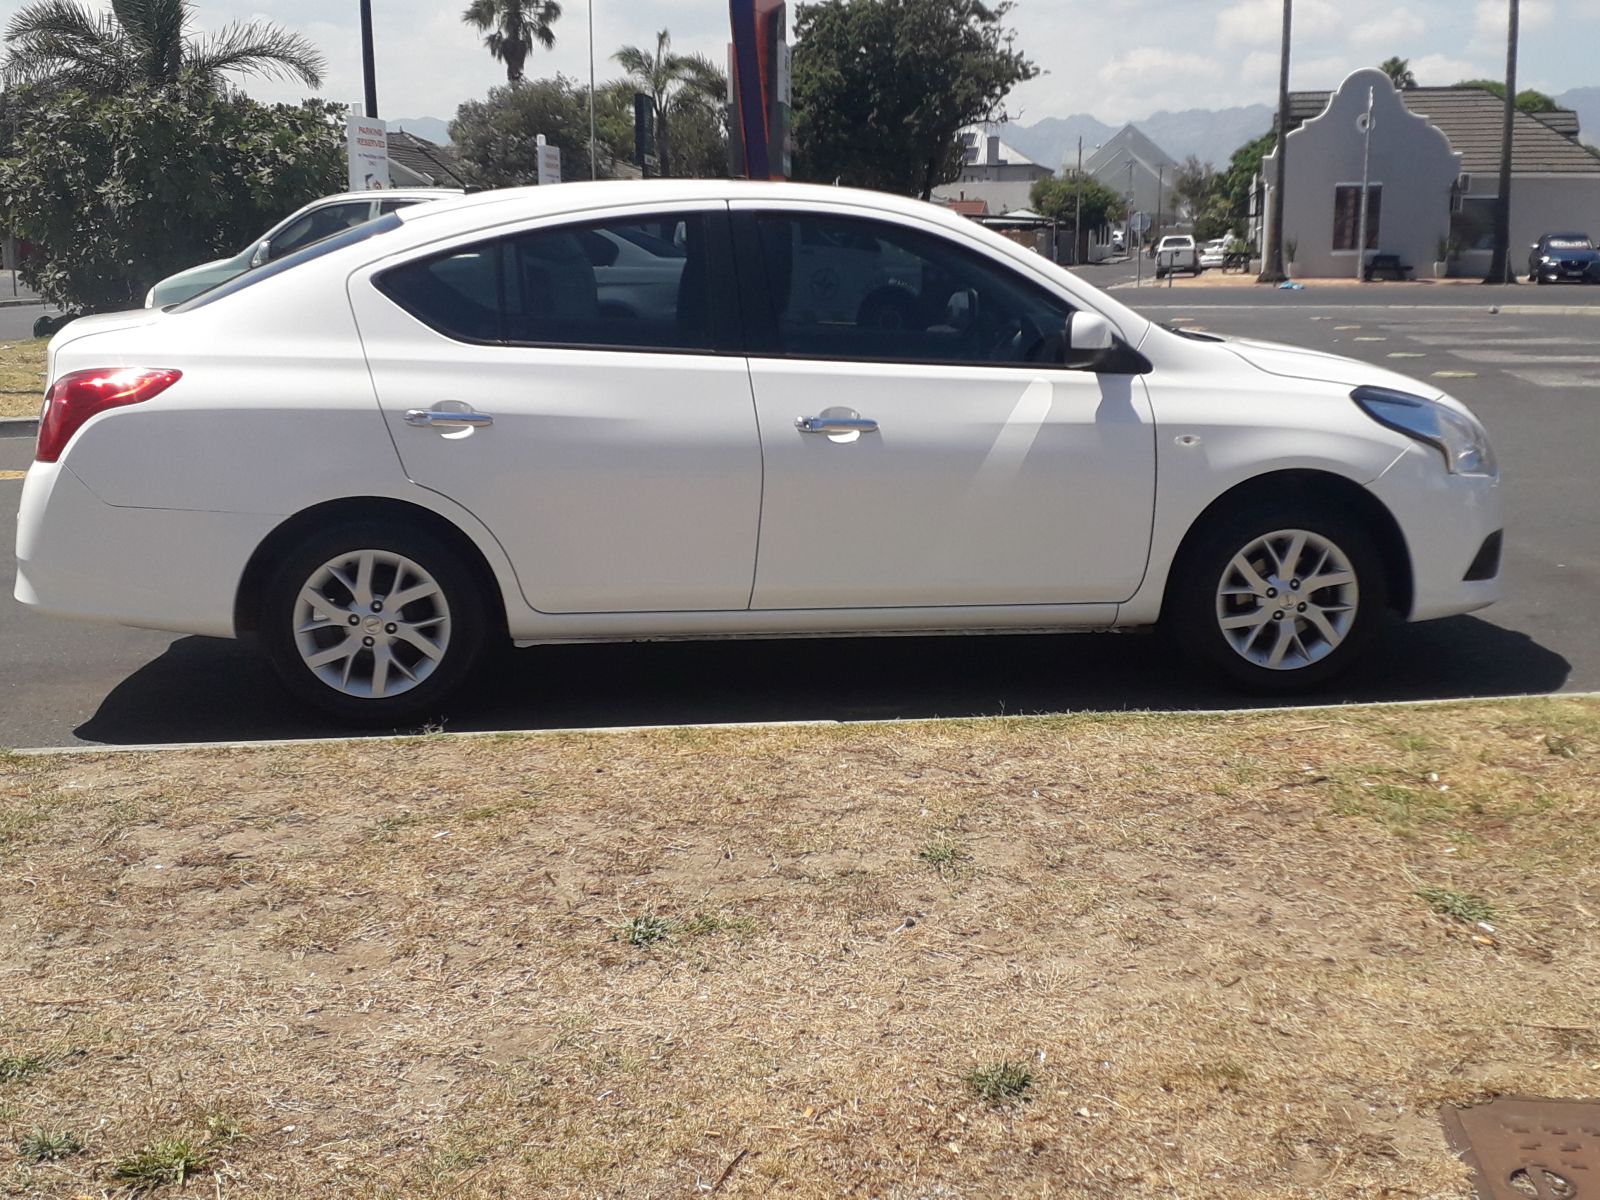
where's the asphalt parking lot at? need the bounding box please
[2,293,1596,748]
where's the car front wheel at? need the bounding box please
[260,522,490,725]
[1168,505,1387,691]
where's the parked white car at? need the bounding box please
[1199,239,1229,270]
[1154,234,1201,278]
[145,189,461,308]
[17,181,1502,723]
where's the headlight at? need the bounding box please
[1352,385,1497,477]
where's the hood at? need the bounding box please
[1221,336,1447,399]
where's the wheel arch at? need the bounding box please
[234,496,511,640]
[1161,468,1413,620]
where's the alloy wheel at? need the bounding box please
[1214,528,1360,671]
[292,549,452,699]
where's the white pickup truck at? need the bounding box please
[1153,234,1200,278]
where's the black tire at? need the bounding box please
[259,520,492,726]
[1165,501,1388,692]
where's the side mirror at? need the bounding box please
[250,240,271,268]
[1064,312,1117,370]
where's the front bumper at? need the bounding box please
[15,461,275,638]
[1365,444,1503,622]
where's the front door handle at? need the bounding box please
[795,415,879,434]
[404,409,494,429]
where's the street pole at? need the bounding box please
[1356,86,1374,281]
[1487,0,1519,284]
[1259,0,1292,283]
[588,0,598,179]
[1074,136,1083,266]
[1156,163,1164,242]
[359,0,378,118]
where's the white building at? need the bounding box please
[932,125,1054,217]
[1264,69,1600,278]
[1083,125,1180,230]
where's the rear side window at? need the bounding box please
[376,213,718,352]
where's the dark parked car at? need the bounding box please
[1528,233,1600,285]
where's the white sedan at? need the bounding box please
[15,181,1502,724]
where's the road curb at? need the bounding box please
[11,690,1599,756]
[0,298,44,309]
[0,417,38,438]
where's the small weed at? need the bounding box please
[1198,1059,1249,1090]
[462,796,540,822]
[919,836,965,875]
[681,912,758,938]
[965,1059,1035,1105]
[618,913,671,948]
[1545,734,1579,759]
[369,813,421,843]
[18,1129,82,1161]
[112,1136,209,1189]
[0,1055,46,1083]
[1416,885,1496,924]
[202,1111,242,1144]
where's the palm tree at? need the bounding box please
[613,30,725,178]
[1379,56,1417,89]
[3,0,324,94]
[462,0,561,86]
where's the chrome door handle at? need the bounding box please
[794,415,879,434]
[404,409,494,428]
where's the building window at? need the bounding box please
[1332,184,1382,251]
[1451,196,1497,252]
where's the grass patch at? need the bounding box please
[2,697,1599,1197]
[1415,885,1496,924]
[0,1054,47,1083]
[0,338,46,419]
[17,1128,82,1161]
[112,1136,209,1189]
[964,1059,1035,1105]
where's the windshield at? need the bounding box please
[171,214,402,313]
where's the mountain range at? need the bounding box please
[391,87,1599,167]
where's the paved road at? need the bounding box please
[2,297,1596,747]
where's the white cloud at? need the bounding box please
[1348,9,1427,47]
[1410,53,1493,86]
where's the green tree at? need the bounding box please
[0,81,344,311]
[1170,155,1216,221]
[2,0,324,94]
[1379,56,1417,89]
[1452,78,1557,113]
[451,75,611,187]
[1029,171,1125,234]
[613,29,724,178]
[461,0,561,86]
[791,0,1037,200]
[1220,130,1274,225]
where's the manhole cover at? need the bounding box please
[1443,1097,1600,1199]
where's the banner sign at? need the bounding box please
[728,0,789,180]
[347,113,389,191]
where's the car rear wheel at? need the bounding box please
[1167,504,1387,692]
[260,522,489,725]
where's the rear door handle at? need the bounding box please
[795,415,879,434]
[404,409,494,428]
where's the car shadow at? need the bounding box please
[74,614,1571,746]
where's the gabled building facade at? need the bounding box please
[1264,70,1600,278]
[932,125,1054,218]
[1084,125,1180,226]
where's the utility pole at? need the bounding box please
[588,0,598,179]
[1487,0,1519,284]
[359,0,378,118]
[1259,0,1292,283]
[1074,136,1083,266]
[1356,86,1375,281]
[1156,163,1165,241]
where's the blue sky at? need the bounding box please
[10,1,1600,124]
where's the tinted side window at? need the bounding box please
[754,214,1073,365]
[502,214,710,350]
[378,245,502,342]
[375,214,715,351]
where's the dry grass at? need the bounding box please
[0,338,47,419]
[2,698,1598,1198]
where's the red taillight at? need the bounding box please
[36,368,181,463]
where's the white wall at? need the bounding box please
[1263,69,1461,278]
